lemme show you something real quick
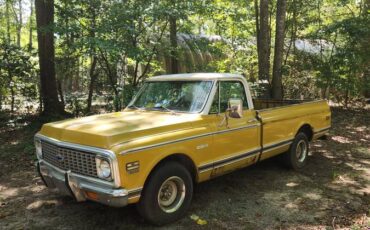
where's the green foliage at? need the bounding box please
[0,0,369,114]
[0,41,37,110]
[65,93,85,117]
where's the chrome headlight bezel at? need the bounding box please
[34,138,43,159]
[95,157,113,181]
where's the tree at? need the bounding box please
[256,0,271,97]
[5,0,11,43]
[28,0,33,51]
[0,42,36,112]
[35,0,64,115]
[361,0,370,98]
[169,14,179,74]
[16,0,22,46]
[271,0,287,99]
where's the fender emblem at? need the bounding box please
[196,144,209,150]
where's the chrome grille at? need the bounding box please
[42,141,98,178]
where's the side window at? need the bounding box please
[219,81,248,112]
[209,81,249,114]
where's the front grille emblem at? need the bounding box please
[56,153,64,162]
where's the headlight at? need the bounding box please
[35,139,42,159]
[95,157,112,180]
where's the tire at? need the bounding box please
[137,161,193,225]
[282,132,309,170]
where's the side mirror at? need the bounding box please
[228,99,243,118]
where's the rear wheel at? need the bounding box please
[282,132,309,170]
[137,161,193,225]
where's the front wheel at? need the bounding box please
[282,132,309,170]
[137,161,193,225]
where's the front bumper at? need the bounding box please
[37,160,128,207]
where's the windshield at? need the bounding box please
[129,81,213,113]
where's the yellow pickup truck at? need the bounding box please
[35,73,331,224]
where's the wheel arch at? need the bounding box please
[296,124,313,141]
[143,153,198,191]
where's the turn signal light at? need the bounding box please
[85,191,98,201]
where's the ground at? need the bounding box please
[0,107,369,229]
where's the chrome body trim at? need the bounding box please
[120,123,260,155]
[262,140,292,152]
[198,138,295,173]
[199,147,261,172]
[127,187,143,199]
[35,134,121,188]
[314,126,331,133]
[263,138,294,151]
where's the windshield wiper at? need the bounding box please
[152,105,177,114]
[127,105,146,111]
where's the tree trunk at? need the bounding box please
[257,0,271,98]
[169,16,179,74]
[57,79,65,108]
[362,0,370,98]
[28,0,33,51]
[271,0,287,100]
[17,0,22,47]
[254,0,261,74]
[35,0,64,115]
[98,50,120,111]
[284,0,296,67]
[364,67,370,98]
[6,0,11,43]
[38,83,43,112]
[10,86,15,113]
[87,56,98,113]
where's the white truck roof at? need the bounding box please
[148,73,244,81]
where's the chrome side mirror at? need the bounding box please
[228,99,243,118]
[219,98,244,128]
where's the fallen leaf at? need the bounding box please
[190,214,207,225]
[197,219,207,225]
[190,214,199,221]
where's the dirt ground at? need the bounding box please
[0,107,369,230]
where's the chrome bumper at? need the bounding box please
[37,160,128,207]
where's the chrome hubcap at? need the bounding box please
[158,176,185,213]
[296,140,307,163]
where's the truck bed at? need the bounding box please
[254,99,331,161]
[253,98,314,110]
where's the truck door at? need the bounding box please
[207,80,261,177]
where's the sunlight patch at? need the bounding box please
[304,192,322,200]
[354,126,366,132]
[286,182,299,187]
[331,136,352,144]
[0,187,19,199]
[26,199,59,210]
[284,202,298,209]
[10,141,19,145]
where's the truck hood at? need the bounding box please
[39,111,199,149]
